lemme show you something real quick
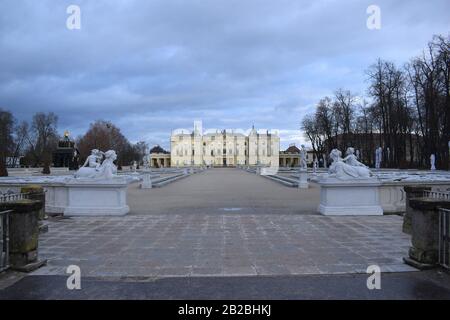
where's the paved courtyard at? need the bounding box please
[32,214,414,278]
[127,168,320,215]
[28,168,415,278]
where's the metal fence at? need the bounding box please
[0,192,30,203]
[423,190,450,200]
[0,210,11,272]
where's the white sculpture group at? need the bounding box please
[74,149,118,179]
[319,147,382,216]
[328,147,372,180]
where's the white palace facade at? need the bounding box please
[170,124,280,167]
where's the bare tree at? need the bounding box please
[25,112,59,172]
[76,120,136,168]
[334,89,356,149]
[10,121,29,168]
[301,114,325,161]
[315,97,335,151]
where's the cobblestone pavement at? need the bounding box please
[31,214,416,278]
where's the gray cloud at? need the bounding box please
[1,0,449,150]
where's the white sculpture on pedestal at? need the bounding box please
[67,150,129,216]
[318,148,382,216]
[312,158,318,175]
[75,150,118,179]
[300,145,307,170]
[430,154,436,171]
[143,152,151,170]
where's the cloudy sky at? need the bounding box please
[0,0,448,150]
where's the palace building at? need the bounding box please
[170,123,280,167]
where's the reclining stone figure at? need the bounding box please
[75,150,118,179]
[328,148,372,180]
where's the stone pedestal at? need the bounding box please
[141,174,152,189]
[403,185,432,235]
[298,169,309,189]
[43,182,69,216]
[378,184,406,214]
[63,178,130,216]
[318,178,383,216]
[0,200,47,272]
[403,198,450,269]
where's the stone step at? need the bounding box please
[260,174,298,187]
[152,173,190,188]
[272,175,299,184]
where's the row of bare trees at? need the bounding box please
[0,111,148,176]
[302,34,449,169]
